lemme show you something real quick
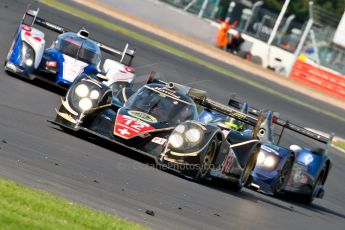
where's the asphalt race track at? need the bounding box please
[0,1,345,229]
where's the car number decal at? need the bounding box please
[114,114,155,139]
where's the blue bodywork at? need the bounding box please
[41,49,97,86]
[250,143,292,194]
[7,26,37,73]
[199,106,331,200]
[5,25,99,88]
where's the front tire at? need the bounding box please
[231,148,258,191]
[182,138,217,181]
[195,139,217,180]
[274,155,293,195]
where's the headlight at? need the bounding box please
[69,81,103,113]
[185,128,201,143]
[78,98,92,111]
[257,151,265,164]
[168,122,204,151]
[263,156,276,168]
[21,42,35,67]
[25,59,33,66]
[169,134,184,149]
[175,124,186,133]
[75,84,89,98]
[257,151,277,169]
[90,90,100,100]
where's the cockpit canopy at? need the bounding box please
[54,32,101,66]
[125,84,198,126]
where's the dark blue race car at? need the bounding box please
[199,98,333,204]
[4,7,136,89]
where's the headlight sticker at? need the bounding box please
[151,137,167,145]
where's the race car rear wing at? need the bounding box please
[228,97,333,145]
[191,96,258,127]
[22,7,136,66]
[192,95,268,139]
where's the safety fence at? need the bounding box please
[160,0,220,19]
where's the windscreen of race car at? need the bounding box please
[54,32,101,66]
[124,85,197,126]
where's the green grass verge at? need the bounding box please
[0,178,146,230]
[40,0,345,123]
[334,140,345,151]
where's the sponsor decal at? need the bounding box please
[151,137,167,145]
[64,37,81,46]
[303,154,314,165]
[125,66,135,73]
[128,110,157,123]
[46,61,57,67]
[118,67,135,74]
[230,111,246,120]
[221,151,235,174]
[62,55,88,82]
[114,114,155,139]
[22,25,31,32]
[45,22,63,32]
[152,86,179,99]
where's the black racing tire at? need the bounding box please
[194,139,217,181]
[300,167,326,205]
[273,155,293,195]
[231,147,258,191]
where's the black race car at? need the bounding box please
[49,73,263,190]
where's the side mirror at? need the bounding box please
[96,73,109,82]
[290,144,302,153]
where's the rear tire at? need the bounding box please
[300,167,325,204]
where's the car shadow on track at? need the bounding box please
[49,125,158,166]
[4,71,67,96]
[198,178,345,220]
[196,179,307,213]
[277,194,345,220]
[49,124,345,220]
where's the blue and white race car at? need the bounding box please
[4,7,136,89]
[199,98,333,204]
